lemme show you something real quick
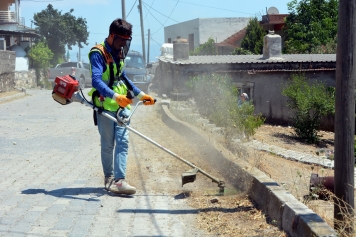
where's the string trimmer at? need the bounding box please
[52,75,225,194]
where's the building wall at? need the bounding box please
[164,18,250,50]
[165,18,200,48]
[0,49,15,92]
[198,18,250,45]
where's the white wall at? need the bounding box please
[164,18,200,47]
[164,18,250,49]
[15,57,28,71]
[199,18,250,44]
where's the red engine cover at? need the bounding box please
[53,75,79,100]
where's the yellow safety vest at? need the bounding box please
[88,42,130,111]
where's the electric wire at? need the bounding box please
[142,2,180,25]
[149,36,163,47]
[143,0,156,22]
[170,0,253,15]
[149,0,179,36]
[142,1,199,40]
[126,0,138,18]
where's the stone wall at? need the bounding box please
[15,69,38,89]
[0,50,16,92]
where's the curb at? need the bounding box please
[0,88,27,103]
[159,101,337,237]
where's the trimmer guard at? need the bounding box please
[182,168,198,186]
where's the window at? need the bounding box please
[234,82,254,102]
[168,38,171,43]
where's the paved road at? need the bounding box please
[0,89,211,237]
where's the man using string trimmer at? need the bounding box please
[88,18,155,195]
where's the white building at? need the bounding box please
[164,18,250,54]
[0,0,38,71]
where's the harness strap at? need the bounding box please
[91,44,119,89]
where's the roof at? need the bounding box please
[160,54,336,65]
[0,29,40,37]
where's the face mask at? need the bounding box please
[111,34,132,60]
[119,39,131,60]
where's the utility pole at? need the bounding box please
[147,29,150,63]
[334,0,355,235]
[121,0,126,20]
[78,42,81,62]
[138,0,146,65]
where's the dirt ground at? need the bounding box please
[250,124,336,226]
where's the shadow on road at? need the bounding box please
[21,187,108,201]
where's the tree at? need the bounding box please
[27,41,53,69]
[240,17,265,54]
[190,37,217,56]
[283,0,338,54]
[33,4,89,65]
[27,41,53,87]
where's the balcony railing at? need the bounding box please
[0,11,17,23]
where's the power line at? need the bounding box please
[143,0,155,21]
[142,1,200,39]
[150,36,163,47]
[142,2,180,25]
[150,0,179,35]
[126,0,138,18]
[170,0,254,15]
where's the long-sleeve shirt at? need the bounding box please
[89,40,142,99]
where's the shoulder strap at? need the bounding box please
[91,44,113,64]
[90,44,116,89]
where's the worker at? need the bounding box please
[88,18,155,195]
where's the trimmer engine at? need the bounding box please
[52,75,79,105]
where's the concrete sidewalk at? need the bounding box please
[0,89,209,237]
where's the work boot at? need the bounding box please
[109,179,136,195]
[104,176,114,191]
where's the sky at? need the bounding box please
[18,0,289,63]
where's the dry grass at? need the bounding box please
[189,191,287,237]
[169,99,356,236]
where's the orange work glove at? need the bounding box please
[115,94,133,107]
[140,94,155,105]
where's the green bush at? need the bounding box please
[27,41,53,69]
[282,74,335,143]
[231,47,253,55]
[186,74,265,139]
